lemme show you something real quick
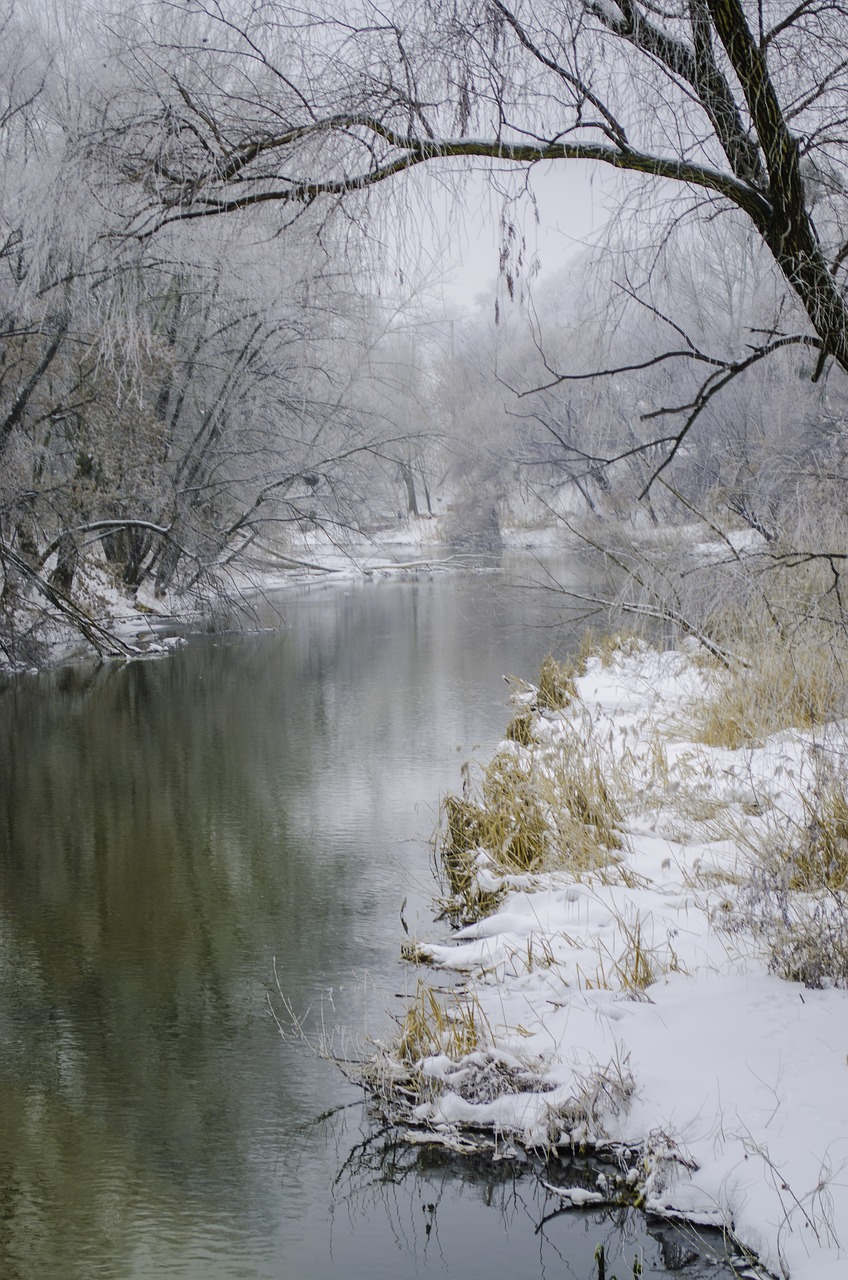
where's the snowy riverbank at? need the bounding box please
[3,497,587,673]
[3,518,469,671]
[378,643,848,1280]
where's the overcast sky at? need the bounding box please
[383,159,616,312]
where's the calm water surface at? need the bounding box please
[0,560,738,1278]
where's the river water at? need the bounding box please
[0,559,739,1279]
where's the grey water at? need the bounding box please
[0,558,739,1279]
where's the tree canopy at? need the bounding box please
[5,0,848,662]
[125,2,848,380]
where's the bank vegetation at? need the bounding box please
[369,612,848,1280]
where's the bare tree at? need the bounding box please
[0,0,438,663]
[117,2,848,395]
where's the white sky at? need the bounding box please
[380,158,616,312]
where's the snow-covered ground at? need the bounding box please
[387,646,848,1280]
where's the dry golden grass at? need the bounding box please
[529,634,641,713]
[440,795,506,922]
[437,652,632,922]
[504,710,535,745]
[792,779,848,892]
[480,752,552,868]
[535,654,578,710]
[693,629,848,748]
[441,754,549,921]
[397,981,487,1063]
[440,739,624,921]
[575,628,642,671]
[576,913,685,996]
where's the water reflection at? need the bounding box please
[0,563,734,1278]
[305,1119,739,1280]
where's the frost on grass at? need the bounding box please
[722,749,848,989]
[373,642,848,1280]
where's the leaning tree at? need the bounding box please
[121,2,848,423]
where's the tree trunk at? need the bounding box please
[48,531,78,594]
[400,461,419,517]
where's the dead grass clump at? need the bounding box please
[575,628,642,671]
[609,917,662,994]
[373,981,553,1119]
[547,752,624,876]
[536,654,578,710]
[530,637,640,712]
[480,753,550,870]
[504,710,535,745]
[440,755,550,920]
[792,778,848,892]
[693,626,848,748]
[577,914,684,997]
[441,740,625,921]
[441,794,505,921]
[557,751,622,833]
[397,981,486,1063]
[439,640,634,922]
[441,754,549,897]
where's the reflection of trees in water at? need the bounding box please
[0,639,358,1279]
[0,568,714,1279]
[1,580,533,1278]
[327,1112,739,1279]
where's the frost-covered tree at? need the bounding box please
[112,0,848,476]
[0,0,433,662]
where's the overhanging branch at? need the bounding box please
[147,121,773,232]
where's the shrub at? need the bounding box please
[722,754,848,986]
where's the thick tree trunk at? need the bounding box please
[706,0,848,373]
[766,228,848,377]
[48,531,78,594]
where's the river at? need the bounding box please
[0,558,740,1278]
